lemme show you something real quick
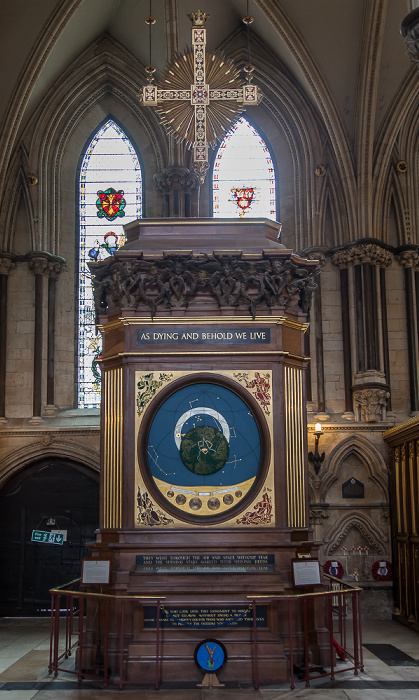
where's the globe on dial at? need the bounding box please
[142,380,264,521]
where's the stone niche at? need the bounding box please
[85,218,325,684]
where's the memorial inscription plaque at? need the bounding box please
[143,605,268,629]
[135,553,275,573]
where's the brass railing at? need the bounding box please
[49,576,362,690]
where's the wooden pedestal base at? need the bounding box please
[197,673,224,688]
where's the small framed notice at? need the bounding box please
[292,558,321,587]
[82,559,111,585]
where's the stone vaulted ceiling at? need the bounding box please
[0,0,413,150]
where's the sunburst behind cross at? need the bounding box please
[139,10,262,182]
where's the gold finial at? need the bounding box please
[187,10,210,27]
[145,65,156,83]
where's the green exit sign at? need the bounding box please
[31,530,64,545]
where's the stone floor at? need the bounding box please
[1,618,419,699]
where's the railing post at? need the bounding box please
[104,599,110,688]
[77,595,84,683]
[155,599,160,690]
[337,587,342,644]
[288,599,295,690]
[343,589,347,650]
[49,593,54,673]
[49,593,55,674]
[252,599,259,690]
[65,595,70,658]
[119,599,125,690]
[357,590,364,672]
[303,597,310,687]
[351,592,359,675]
[53,593,60,677]
[328,594,335,681]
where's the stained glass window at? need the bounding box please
[78,120,142,408]
[213,117,276,219]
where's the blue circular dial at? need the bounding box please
[144,381,262,519]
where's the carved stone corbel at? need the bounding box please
[401,7,419,69]
[398,248,419,271]
[353,386,390,422]
[332,242,393,269]
[154,165,199,217]
[0,255,16,275]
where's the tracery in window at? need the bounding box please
[213,117,276,219]
[78,120,142,408]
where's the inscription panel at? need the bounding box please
[136,553,275,573]
[143,605,268,629]
[136,327,271,345]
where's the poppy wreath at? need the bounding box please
[371,560,392,581]
[323,560,344,579]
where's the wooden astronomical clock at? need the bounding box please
[88,218,325,684]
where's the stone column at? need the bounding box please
[399,249,419,415]
[304,249,328,419]
[28,253,66,421]
[28,255,48,422]
[333,242,393,421]
[45,258,66,416]
[332,251,355,418]
[0,255,16,422]
[153,166,199,217]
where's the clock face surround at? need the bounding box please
[138,374,270,524]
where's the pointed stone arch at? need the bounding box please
[319,433,389,503]
[1,141,38,254]
[256,0,357,240]
[323,510,388,557]
[0,436,100,490]
[0,34,168,254]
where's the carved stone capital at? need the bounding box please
[27,252,66,277]
[154,165,199,193]
[398,248,419,270]
[28,256,49,276]
[353,387,390,422]
[309,508,330,526]
[300,247,328,268]
[332,243,393,269]
[90,252,319,319]
[401,8,419,69]
[47,258,66,278]
[0,255,16,275]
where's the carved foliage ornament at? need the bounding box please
[401,8,419,68]
[398,249,419,270]
[353,388,390,422]
[332,244,393,269]
[0,257,15,275]
[91,254,318,319]
[154,167,199,193]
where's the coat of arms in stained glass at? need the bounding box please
[96,188,126,221]
[213,117,276,219]
[78,120,142,408]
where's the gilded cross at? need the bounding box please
[140,10,261,181]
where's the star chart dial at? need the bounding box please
[141,380,265,521]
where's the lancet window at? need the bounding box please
[78,119,142,408]
[212,117,276,219]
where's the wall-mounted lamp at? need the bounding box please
[308,423,325,474]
